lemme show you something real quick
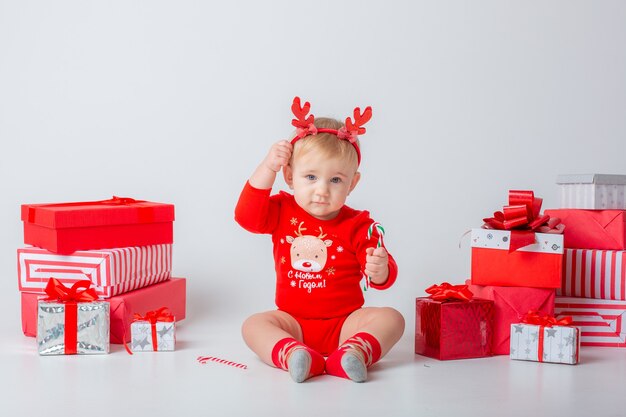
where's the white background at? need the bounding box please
[1,1,626,416]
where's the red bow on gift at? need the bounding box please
[132,307,175,324]
[521,310,573,327]
[482,190,564,251]
[103,196,144,205]
[45,278,98,303]
[425,282,473,302]
[26,196,152,225]
[125,307,175,355]
[44,278,99,355]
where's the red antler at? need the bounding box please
[291,97,314,129]
[345,106,372,135]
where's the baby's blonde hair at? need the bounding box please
[291,117,360,171]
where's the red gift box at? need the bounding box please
[544,209,626,250]
[555,296,626,347]
[22,277,186,344]
[415,297,494,360]
[559,248,626,300]
[470,228,563,288]
[21,197,175,254]
[467,283,555,354]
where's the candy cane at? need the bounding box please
[367,222,385,247]
[197,356,248,370]
[364,222,385,291]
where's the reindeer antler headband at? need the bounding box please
[290,96,372,165]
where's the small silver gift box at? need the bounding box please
[130,320,176,352]
[510,323,580,365]
[37,300,110,355]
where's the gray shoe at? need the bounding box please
[341,351,367,383]
[288,349,312,383]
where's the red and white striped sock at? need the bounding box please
[325,332,382,382]
[271,338,325,383]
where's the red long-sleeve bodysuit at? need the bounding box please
[235,181,397,321]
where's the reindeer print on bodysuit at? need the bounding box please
[285,222,333,273]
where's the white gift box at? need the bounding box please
[510,323,580,365]
[557,174,626,209]
[558,248,626,300]
[18,244,172,298]
[555,296,626,347]
[130,320,176,352]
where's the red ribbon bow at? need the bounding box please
[45,278,98,303]
[336,127,358,143]
[295,124,318,138]
[103,196,143,205]
[44,278,99,355]
[482,190,564,251]
[132,307,175,324]
[125,307,175,354]
[521,310,573,327]
[425,282,474,302]
[27,196,153,225]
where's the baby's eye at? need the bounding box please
[306,174,316,181]
[330,177,342,184]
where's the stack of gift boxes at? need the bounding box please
[467,188,573,364]
[545,174,626,348]
[416,187,588,365]
[17,197,187,355]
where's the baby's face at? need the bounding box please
[288,151,359,220]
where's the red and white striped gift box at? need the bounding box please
[555,296,626,347]
[18,244,172,298]
[559,248,626,300]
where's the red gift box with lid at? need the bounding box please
[415,283,494,360]
[471,190,565,288]
[21,197,175,254]
[470,228,564,288]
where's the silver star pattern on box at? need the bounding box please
[37,301,110,355]
[509,323,580,365]
[130,321,176,352]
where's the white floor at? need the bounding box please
[2,311,625,417]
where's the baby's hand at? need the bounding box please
[365,247,389,285]
[263,140,293,173]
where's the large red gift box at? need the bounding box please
[544,209,626,250]
[555,296,626,347]
[18,244,172,298]
[21,197,175,254]
[467,283,555,354]
[415,297,494,360]
[22,277,186,344]
[559,248,626,300]
[470,228,563,288]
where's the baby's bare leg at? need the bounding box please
[339,307,405,356]
[242,310,325,382]
[241,310,303,366]
[326,307,405,382]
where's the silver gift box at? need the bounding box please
[37,300,110,355]
[130,321,176,352]
[510,323,580,365]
